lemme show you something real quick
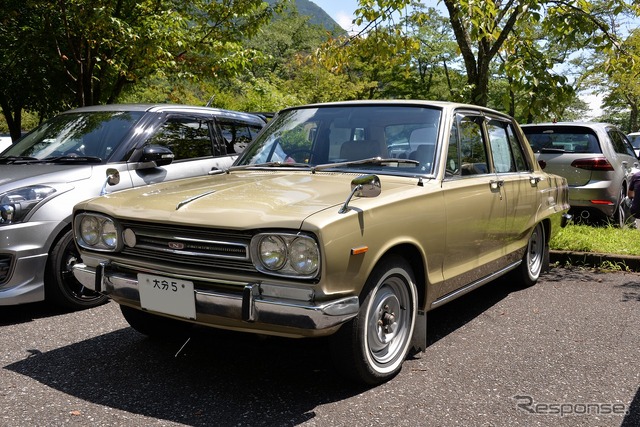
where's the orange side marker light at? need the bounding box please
[351,246,368,255]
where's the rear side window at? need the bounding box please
[608,129,636,157]
[487,119,529,172]
[523,127,601,154]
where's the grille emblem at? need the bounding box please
[169,242,185,250]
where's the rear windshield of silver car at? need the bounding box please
[236,105,442,176]
[523,127,602,154]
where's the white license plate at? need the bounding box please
[138,273,196,319]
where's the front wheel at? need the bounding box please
[44,230,108,310]
[330,256,417,385]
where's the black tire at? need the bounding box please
[120,305,192,340]
[44,229,108,310]
[613,187,629,228]
[512,222,546,288]
[330,256,417,385]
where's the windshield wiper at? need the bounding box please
[313,157,419,171]
[539,147,565,153]
[227,161,314,172]
[0,155,39,164]
[42,155,103,164]
[227,158,420,173]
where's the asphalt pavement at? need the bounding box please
[1,266,638,426]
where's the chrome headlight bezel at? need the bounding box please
[74,212,122,252]
[250,232,320,279]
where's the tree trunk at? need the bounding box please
[0,97,23,142]
[629,103,638,132]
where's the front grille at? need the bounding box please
[0,254,13,284]
[120,221,256,273]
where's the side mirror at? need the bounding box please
[135,145,175,169]
[351,174,381,198]
[538,159,547,170]
[339,174,381,214]
[106,168,120,186]
[100,168,121,195]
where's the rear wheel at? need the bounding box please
[512,222,546,287]
[330,256,417,385]
[120,305,193,340]
[613,187,629,228]
[44,230,108,310]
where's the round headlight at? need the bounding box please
[101,220,118,249]
[80,216,101,246]
[289,237,319,275]
[259,235,287,270]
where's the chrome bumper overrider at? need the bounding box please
[73,263,359,332]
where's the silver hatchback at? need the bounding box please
[0,104,265,309]
[522,122,638,226]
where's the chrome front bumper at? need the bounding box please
[73,263,359,334]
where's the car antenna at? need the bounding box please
[205,95,215,108]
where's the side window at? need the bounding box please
[609,130,636,157]
[487,119,529,173]
[458,115,489,175]
[219,119,263,155]
[145,117,213,161]
[446,119,460,176]
[507,124,529,171]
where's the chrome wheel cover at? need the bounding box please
[364,270,414,372]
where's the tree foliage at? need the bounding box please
[0,0,281,137]
[347,0,637,119]
[2,0,640,137]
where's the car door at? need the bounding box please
[128,113,238,187]
[485,117,540,251]
[440,112,506,296]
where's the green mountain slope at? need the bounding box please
[266,0,347,34]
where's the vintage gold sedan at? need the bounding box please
[72,101,570,385]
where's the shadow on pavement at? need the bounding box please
[3,276,526,425]
[0,301,74,326]
[622,386,640,427]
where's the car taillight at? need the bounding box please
[570,157,614,171]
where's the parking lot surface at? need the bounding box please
[1,266,638,426]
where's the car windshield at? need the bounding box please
[235,105,442,176]
[0,111,145,163]
[628,134,640,149]
[524,126,602,154]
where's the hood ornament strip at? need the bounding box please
[176,190,216,210]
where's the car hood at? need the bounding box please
[0,164,93,189]
[77,171,412,229]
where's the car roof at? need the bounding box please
[521,122,616,130]
[278,100,514,119]
[62,103,267,124]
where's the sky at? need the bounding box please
[310,0,360,33]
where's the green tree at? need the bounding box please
[0,0,68,140]
[352,0,636,109]
[600,29,640,131]
[0,0,281,138]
